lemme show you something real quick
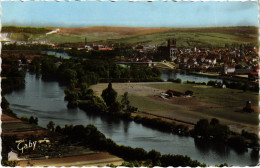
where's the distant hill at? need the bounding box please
[56,26,172,36]
[2,26,258,47]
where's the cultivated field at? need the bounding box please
[5,26,258,47]
[1,113,49,137]
[17,152,123,167]
[91,82,259,134]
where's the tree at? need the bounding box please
[210,118,219,126]
[101,82,117,107]
[65,90,78,102]
[41,58,57,78]
[29,116,38,125]
[55,125,62,133]
[121,92,130,110]
[194,119,209,137]
[20,115,29,122]
[47,121,55,132]
[64,69,77,83]
[1,96,10,110]
[109,101,121,114]
[147,149,161,166]
[160,154,203,167]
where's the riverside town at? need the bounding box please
[1,1,259,167]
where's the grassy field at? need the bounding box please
[147,83,259,107]
[91,82,259,133]
[6,26,258,47]
[146,83,259,124]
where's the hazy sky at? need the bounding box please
[1,1,259,27]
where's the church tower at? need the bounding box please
[168,39,177,61]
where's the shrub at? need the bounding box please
[20,115,29,122]
[168,78,182,83]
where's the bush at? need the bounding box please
[187,80,195,84]
[168,78,182,83]
[20,115,29,122]
[160,154,204,167]
[78,96,107,113]
[28,116,38,125]
[193,118,230,142]
[207,80,217,86]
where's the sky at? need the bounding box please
[1,1,259,28]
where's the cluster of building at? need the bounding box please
[76,44,114,51]
[1,33,54,46]
[134,39,258,77]
[3,40,54,46]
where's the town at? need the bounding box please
[2,32,259,84]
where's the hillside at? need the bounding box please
[3,26,258,47]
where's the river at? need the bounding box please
[41,51,72,59]
[160,70,223,83]
[5,72,258,166]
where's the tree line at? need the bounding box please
[191,118,259,152]
[2,26,49,33]
[2,57,26,94]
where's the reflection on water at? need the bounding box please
[5,72,258,166]
[194,138,231,156]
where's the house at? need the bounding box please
[187,59,196,69]
[205,56,216,64]
[198,55,206,63]
[181,56,189,63]
[8,150,26,161]
[223,64,235,74]
[8,150,19,161]
[200,63,210,69]
[99,47,114,51]
[166,89,185,97]
[77,47,85,50]
[85,45,93,50]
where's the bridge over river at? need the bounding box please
[116,61,176,69]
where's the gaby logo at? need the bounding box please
[16,140,37,153]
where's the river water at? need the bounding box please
[160,70,223,83]
[41,51,71,59]
[5,72,258,166]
